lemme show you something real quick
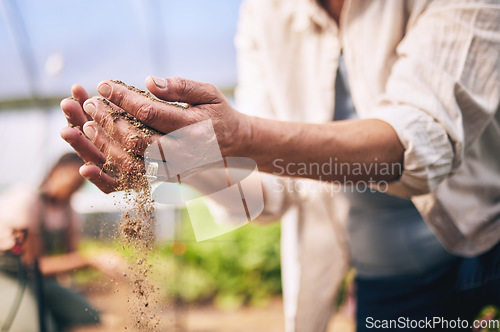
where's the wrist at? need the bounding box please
[222,112,254,158]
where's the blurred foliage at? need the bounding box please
[78,212,282,309]
[164,220,282,308]
[476,306,500,332]
[76,209,500,327]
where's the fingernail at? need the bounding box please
[60,99,68,110]
[83,102,96,116]
[98,83,111,98]
[61,99,71,116]
[151,76,166,88]
[79,166,91,179]
[83,123,96,141]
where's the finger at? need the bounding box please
[145,76,223,106]
[79,164,118,194]
[96,80,196,133]
[60,126,107,164]
[72,84,90,108]
[83,121,145,175]
[82,97,155,155]
[61,98,90,129]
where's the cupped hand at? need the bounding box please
[78,77,250,191]
[95,77,248,153]
[60,84,119,193]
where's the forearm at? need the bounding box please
[61,78,404,192]
[38,251,90,276]
[235,116,404,183]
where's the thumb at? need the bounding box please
[145,76,223,106]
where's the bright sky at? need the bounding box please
[0,0,242,191]
[0,0,241,99]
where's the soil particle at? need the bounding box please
[100,83,163,330]
[111,79,190,109]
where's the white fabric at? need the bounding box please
[234,0,500,331]
[0,185,37,251]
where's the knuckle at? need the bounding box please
[113,89,126,105]
[172,77,192,99]
[136,104,158,124]
[170,77,184,89]
[101,114,115,134]
[206,83,218,94]
[93,131,108,154]
[206,84,222,103]
[197,82,221,104]
[123,133,150,154]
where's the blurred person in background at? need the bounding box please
[61,0,500,331]
[0,152,122,332]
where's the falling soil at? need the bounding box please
[111,80,189,110]
[98,81,166,330]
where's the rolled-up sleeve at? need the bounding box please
[369,0,500,197]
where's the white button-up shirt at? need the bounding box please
[235,0,500,331]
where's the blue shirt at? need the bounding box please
[334,55,457,277]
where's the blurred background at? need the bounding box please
[0,0,293,331]
[0,0,239,189]
[2,2,498,332]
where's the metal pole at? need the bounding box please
[34,259,47,332]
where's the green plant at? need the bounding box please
[475,306,500,332]
[78,214,282,309]
[158,216,282,308]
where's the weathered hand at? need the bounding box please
[60,84,119,193]
[62,77,251,193]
